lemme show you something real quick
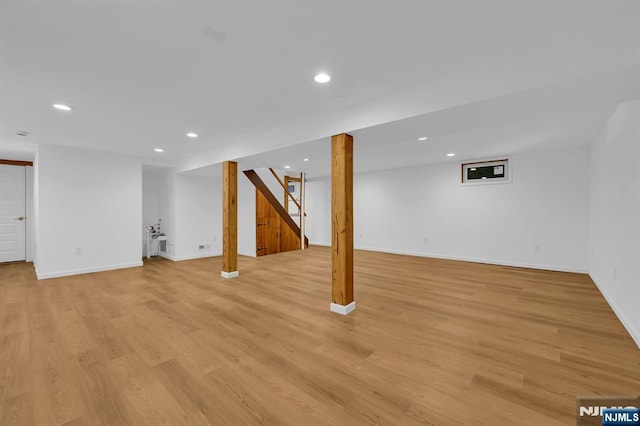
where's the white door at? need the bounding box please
[0,165,26,262]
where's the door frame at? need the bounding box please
[26,165,33,262]
[0,160,34,262]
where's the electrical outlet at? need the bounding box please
[213,235,217,242]
[74,246,83,255]
[198,244,206,251]
[423,237,429,244]
[613,268,617,280]
[359,233,363,238]
[534,244,542,253]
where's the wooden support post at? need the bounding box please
[331,133,355,314]
[222,161,239,278]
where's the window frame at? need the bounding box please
[460,158,511,185]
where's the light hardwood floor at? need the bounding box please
[1,246,639,425]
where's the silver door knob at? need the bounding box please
[16,216,24,221]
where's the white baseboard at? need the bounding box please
[589,272,640,349]
[158,252,176,261]
[36,261,143,280]
[353,246,587,274]
[221,271,239,279]
[310,242,586,273]
[330,301,356,315]
[159,251,221,262]
[309,242,586,273]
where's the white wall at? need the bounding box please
[589,101,640,347]
[169,168,254,260]
[145,170,221,261]
[306,145,590,273]
[34,145,142,279]
[156,169,176,258]
[142,168,162,257]
[305,177,331,245]
[238,167,256,257]
[145,167,249,262]
[174,174,221,260]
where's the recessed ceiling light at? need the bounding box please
[154,148,164,153]
[418,137,428,141]
[284,165,291,169]
[186,132,198,138]
[482,177,487,180]
[447,153,455,157]
[314,73,331,83]
[303,158,309,162]
[53,104,72,111]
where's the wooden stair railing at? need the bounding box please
[268,168,306,217]
[243,169,309,247]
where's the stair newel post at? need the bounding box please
[300,172,305,251]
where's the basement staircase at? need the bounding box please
[244,169,309,256]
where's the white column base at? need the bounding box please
[221,271,239,279]
[330,301,356,315]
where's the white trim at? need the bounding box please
[158,252,177,261]
[159,251,221,262]
[25,166,33,262]
[355,246,587,274]
[36,261,143,280]
[589,273,640,349]
[221,270,239,279]
[330,301,356,315]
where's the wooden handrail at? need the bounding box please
[0,159,33,166]
[269,168,306,217]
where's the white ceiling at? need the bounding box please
[1,1,639,170]
[193,66,634,178]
